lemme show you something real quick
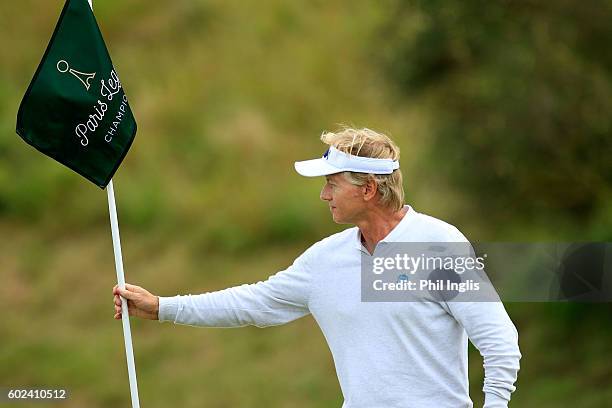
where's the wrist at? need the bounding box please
[484,392,508,408]
[157,296,181,322]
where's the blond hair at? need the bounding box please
[321,126,404,211]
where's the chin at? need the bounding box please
[331,213,349,224]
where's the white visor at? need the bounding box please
[294,146,400,177]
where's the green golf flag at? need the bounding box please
[17,0,137,189]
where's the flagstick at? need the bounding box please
[88,0,139,404]
[89,2,141,405]
[107,180,141,408]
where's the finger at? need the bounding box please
[114,295,121,306]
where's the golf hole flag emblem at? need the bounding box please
[16,0,137,189]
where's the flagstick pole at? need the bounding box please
[90,0,141,405]
[107,179,141,408]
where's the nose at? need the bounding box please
[320,183,332,202]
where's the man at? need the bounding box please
[113,127,521,407]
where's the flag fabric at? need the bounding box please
[17,0,137,189]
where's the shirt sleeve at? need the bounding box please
[157,249,312,328]
[445,301,521,407]
[441,227,521,406]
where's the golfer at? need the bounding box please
[113,127,521,407]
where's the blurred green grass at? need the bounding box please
[1,1,611,407]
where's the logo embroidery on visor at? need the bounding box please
[323,147,330,159]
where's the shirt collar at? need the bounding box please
[354,205,415,254]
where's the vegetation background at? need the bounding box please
[1,0,611,407]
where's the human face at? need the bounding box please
[320,173,366,224]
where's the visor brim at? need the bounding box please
[294,158,343,177]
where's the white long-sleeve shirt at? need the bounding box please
[159,206,521,408]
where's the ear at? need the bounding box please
[362,177,378,201]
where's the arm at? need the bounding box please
[157,250,312,328]
[439,228,521,407]
[446,301,521,408]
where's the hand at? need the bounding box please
[113,283,159,320]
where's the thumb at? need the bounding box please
[117,287,138,300]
